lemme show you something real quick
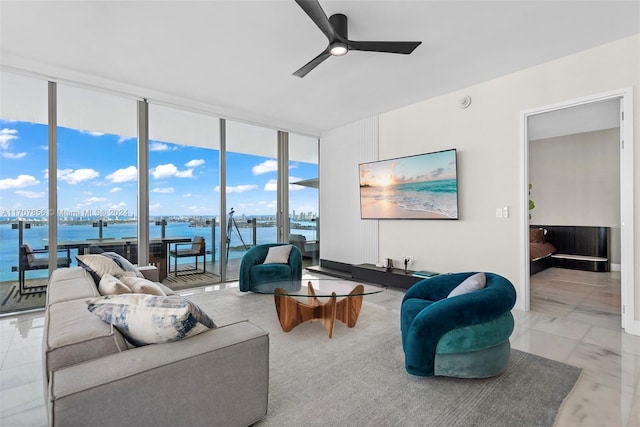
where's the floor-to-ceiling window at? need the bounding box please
[0,72,49,314]
[288,133,319,267]
[56,84,138,267]
[225,120,278,281]
[0,71,320,314]
[148,104,220,286]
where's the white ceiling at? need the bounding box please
[1,1,638,136]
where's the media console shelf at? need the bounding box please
[351,263,423,290]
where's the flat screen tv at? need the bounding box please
[359,148,458,220]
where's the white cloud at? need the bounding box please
[80,130,105,137]
[106,166,137,183]
[263,178,306,192]
[151,164,177,179]
[185,159,205,168]
[252,159,278,175]
[0,128,24,159]
[151,163,193,179]
[58,168,100,184]
[263,179,277,192]
[2,152,26,159]
[110,187,122,193]
[152,187,175,194]
[0,174,40,190]
[118,136,134,143]
[85,196,108,203]
[149,142,172,152]
[149,203,162,211]
[214,184,258,193]
[183,193,192,198]
[15,190,45,199]
[0,128,18,150]
[108,202,127,209]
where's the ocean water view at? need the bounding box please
[362,178,458,218]
[0,220,317,282]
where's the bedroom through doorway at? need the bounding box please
[521,88,635,334]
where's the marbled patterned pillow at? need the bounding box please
[86,294,217,346]
[76,254,138,284]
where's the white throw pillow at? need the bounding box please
[121,276,167,296]
[98,274,132,295]
[86,294,217,346]
[263,245,293,264]
[76,254,138,281]
[447,272,487,298]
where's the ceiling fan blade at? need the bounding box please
[295,0,336,41]
[347,40,422,54]
[293,48,332,78]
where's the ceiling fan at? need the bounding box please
[293,0,422,78]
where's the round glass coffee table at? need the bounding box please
[252,279,384,338]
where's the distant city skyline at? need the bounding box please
[0,120,318,217]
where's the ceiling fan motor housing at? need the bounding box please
[329,13,348,55]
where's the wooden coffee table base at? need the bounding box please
[273,282,365,338]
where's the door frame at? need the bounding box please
[519,87,637,334]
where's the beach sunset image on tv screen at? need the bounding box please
[359,149,458,220]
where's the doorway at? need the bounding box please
[520,88,636,335]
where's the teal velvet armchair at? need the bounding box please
[401,272,516,378]
[239,243,302,292]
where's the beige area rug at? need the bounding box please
[184,287,582,427]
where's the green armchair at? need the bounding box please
[239,243,302,292]
[401,272,516,378]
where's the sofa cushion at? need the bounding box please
[262,244,292,264]
[447,272,486,298]
[47,267,101,305]
[99,274,133,295]
[44,299,128,373]
[121,277,166,296]
[87,294,217,346]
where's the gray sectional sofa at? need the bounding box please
[43,266,269,427]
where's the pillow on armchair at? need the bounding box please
[239,244,302,292]
[263,245,293,264]
[447,272,486,298]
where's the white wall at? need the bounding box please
[322,34,639,315]
[320,116,379,265]
[529,128,621,264]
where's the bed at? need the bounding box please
[530,225,610,274]
[529,227,557,275]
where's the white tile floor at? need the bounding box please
[1,268,639,426]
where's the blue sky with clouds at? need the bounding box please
[0,120,318,218]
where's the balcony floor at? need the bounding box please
[0,257,318,316]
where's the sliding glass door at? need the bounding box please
[56,84,138,266]
[225,120,278,281]
[288,133,320,267]
[0,72,49,313]
[148,104,220,285]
